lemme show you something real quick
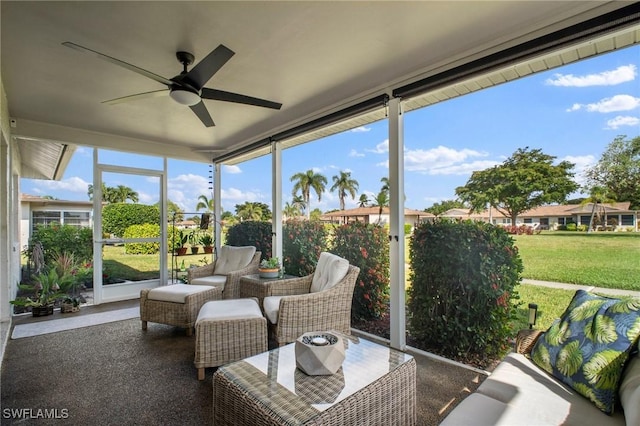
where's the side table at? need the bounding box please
[239,273,296,307]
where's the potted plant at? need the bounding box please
[10,269,67,316]
[188,231,200,255]
[175,230,189,256]
[259,257,281,278]
[199,234,214,254]
[61,296,81,313]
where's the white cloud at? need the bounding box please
[366,139,389,154]
[562,154,596,187]
[404,146,492,175]
[35,176,90,193]
[605,115,640,129]
[223,165,242,174]
[545,65,637,87]
[221,187,263,203]
[568,94,640,113]
[350,126,371,133]
[348,149,365,157]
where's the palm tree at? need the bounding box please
[114,185,139,203]
[283,202,300,220]
[582,185,617,232]
[291,195,306,215]
[358,194,370,208]
[236,202,263,222]
[196,194,214,212]
[380,176,390,194]
[290,169,327,219]
[330,171,359,211]
[373,190,389,223]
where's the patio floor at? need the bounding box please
[1,299,485,425]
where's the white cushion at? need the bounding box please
[196,298,262,323]
[263,295,283,324]
[190,275,227,288]
[310,252,349,293]
[213,245,256,275]
[147,284,214,303]
[620,352,640,426]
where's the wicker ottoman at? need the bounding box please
[140,284,222,336]
[194,298,268,380]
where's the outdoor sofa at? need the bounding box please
[441,290,640,426]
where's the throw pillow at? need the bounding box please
[530,290,640,415]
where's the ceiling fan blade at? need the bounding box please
[189,101,215,127]
[201,88,282,110]
[62,42,173,86]
[185,44,235,89]
[102,89,170,105]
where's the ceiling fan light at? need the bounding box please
[170,88,201,106]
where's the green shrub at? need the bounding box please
[102,203,160,238]
[28,224,93,266]
[225,221,272,261]
[577,224,588,232]
[331,222,389,321]
[566,222,577,231]
[123,223,160,254]
[408,219,523,360]
[283,220,329,277]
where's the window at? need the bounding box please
[540,218,549,226]
[32,211,61,232]
[621,215,634,226]
[64,211,91,227]
[524,218,533,224]
[580,215,591,225]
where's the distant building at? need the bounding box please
[321,207,435,230]
[20,194,94,250]
[439,202,638,231]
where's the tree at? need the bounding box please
[358,194,370,208]
[455,147,578,225]
[373,190,389,223]
[235,202,271,222]
[196,194,214,212]
[330,171,359,210]
[585,135,640,209]
[160,200,184,222]
[425,199,466,216]
[290,169,327,220]
[380,176,390,193]
[88,183,138,203]
[283,202,300,219]
[291,195,306,216]
[581,185,617,232]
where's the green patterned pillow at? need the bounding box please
[531,290,640,414]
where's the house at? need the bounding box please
[440,203,639,231]
[322,207,435,230]
[20,194,94,251]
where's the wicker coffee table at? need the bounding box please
[212,332,416,425]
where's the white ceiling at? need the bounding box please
[2,1,638,172]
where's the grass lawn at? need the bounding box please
[513,231,640,290]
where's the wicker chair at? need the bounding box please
[187,246,261,299]
[263,252,360,346]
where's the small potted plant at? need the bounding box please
[10,269,67,317]
[188,231,200,255]
[259,257,281,278]
[174,230,189,256]
[199,234,214,254]
[61,296,81,313]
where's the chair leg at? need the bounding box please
[198,367,205,381]
[141,320,147,331]
[186,327,193,337]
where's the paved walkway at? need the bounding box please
[521,278,640,298]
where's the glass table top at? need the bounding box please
[216,332,413,421]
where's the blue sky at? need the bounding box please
[22,45,640,214]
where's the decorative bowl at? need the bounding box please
[258,268,280,278]
[295,332,345,375]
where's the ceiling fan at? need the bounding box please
[62,42,282,127]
